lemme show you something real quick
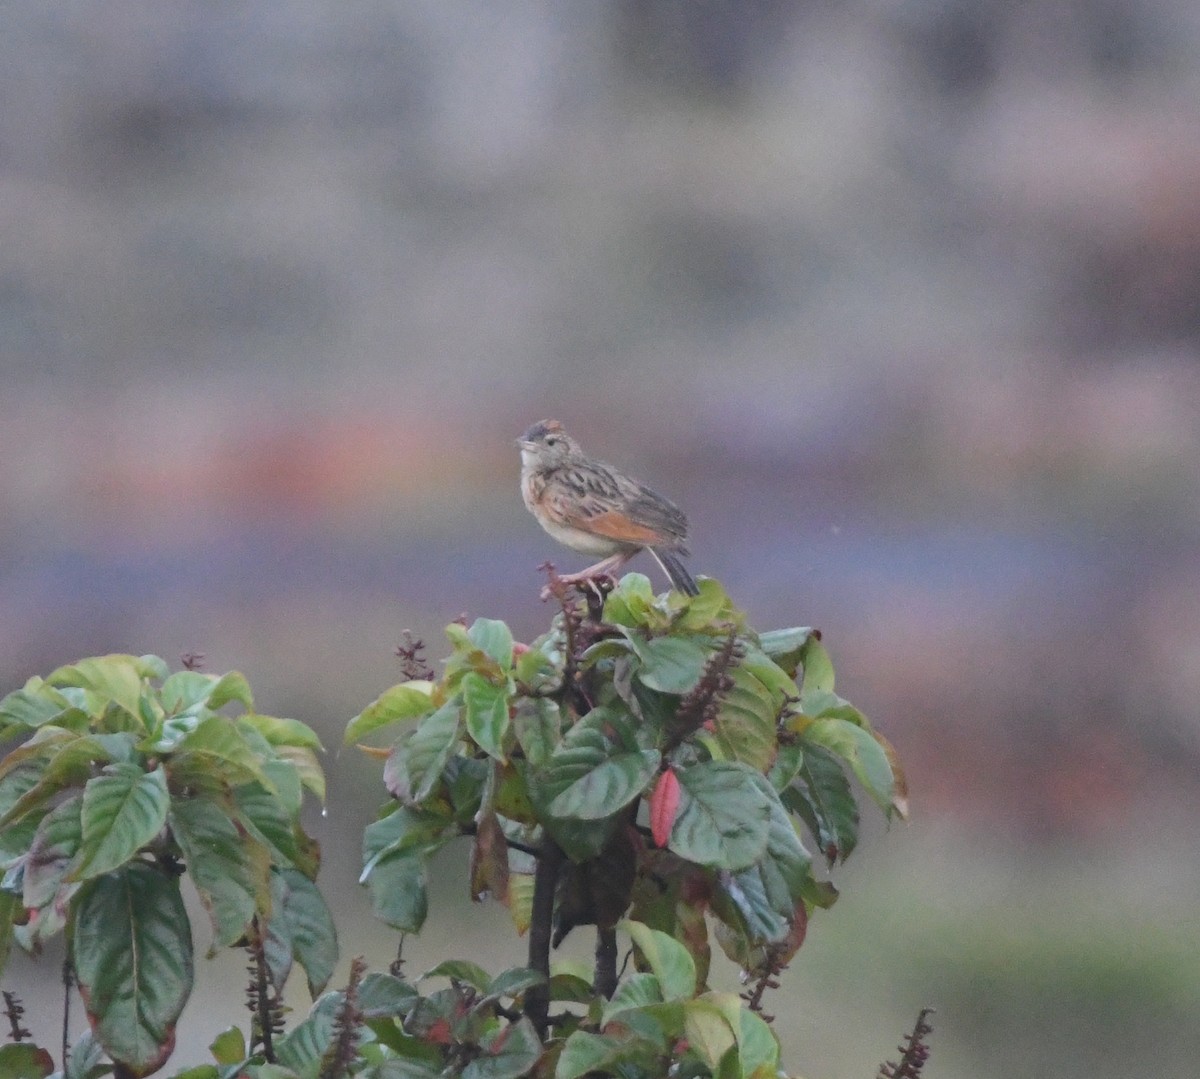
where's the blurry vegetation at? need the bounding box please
[0,574,916,1077]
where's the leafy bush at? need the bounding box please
[0,573,910,1078]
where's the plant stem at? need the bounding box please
[594,926,618,999]
[525,835,564,1038]
[61,960,73,1067]
[248,918,277,1063]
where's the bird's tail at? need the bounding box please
[650,548,700,597]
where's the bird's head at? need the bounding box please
[517,419,581,466]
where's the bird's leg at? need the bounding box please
[540,551,633,600]
[557,551,633,586]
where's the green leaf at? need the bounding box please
[786,742,859,863]
[444,756,488,821]
[0,816,39,880]
[709,667,779,771]
[461,1017,541,1079]
[0,741,71,814]
[522,717,634,858]
[0,1043,55,1078]
[715,786,810,948]
[233,781,299,866]
[63,1030,105,1079]
[600,971,664,1026]
[209,1025,247,1067]
[555,1031,658,1079]
[0,732,140,831]
[602,573,659,629]
[260,757,304,820]
[766,741,803,793]
[364,1021,440,1060]
[756,626,815,676]
[391,699,461,803]
[238,712,323,752]
[360,1058,443,1079]
[444,621,472,650]
[630,636,708,694]
[543,724,659,820]
[683,997,737,1070]
[275,991,340,1075]
[528,802,619,864]
[513,636,562,693]
[555,1036,607,1079]
[362,807,453,876]
[365,852,428,932]
[170,797,265,952]
[46,655,147,724]
[23,793,83,910]
[160,671,218,715]
[357,972,419,1019]
[507,871,535,936]
[263,868,337,997]
[547,970,593,1004]
[209,671,254,711]
[802,717,894,812]
[345,682,435,744]
[169,715,272,790]
[10,861,74,949]
[72,862,193,1077]
[482,966,546,1003]
[274,744,326,803]
[794,687,840,720]
[669,762,771,871]
[443,624,509,688]
[798,636,835,695]
[72,764,170,880]
[421,957,491,990]
[739,647,801,704]
[0,891,20,981]
[622,920,696,1000]
[716,866,789,945]
[462,674,510,761]
[136,654,171,680]
[511,698,561,767]
[468,619,515,671]
[671,577,742,632]
[685,993,780,1078]
[735,1007,779,1077]
[250,1065,305,1079]
[0,682,81,733]
[578,638,636,669]
[757,780,812,906]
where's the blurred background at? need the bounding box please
[2,2,1199,1076]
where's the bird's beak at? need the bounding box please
[516,438,535,450]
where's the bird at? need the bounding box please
[518,419,699,596]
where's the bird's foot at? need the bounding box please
[539,571,616,603]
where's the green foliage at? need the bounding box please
[0,655,329,1077]
[0,574,907,1079]
[72,862,194,1076]
[337,573,906,1079]
[0,1042,55,1079]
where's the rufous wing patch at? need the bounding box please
[565,507,666,546]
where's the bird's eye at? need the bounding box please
[544,435,560,446]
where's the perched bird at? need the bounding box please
[518,419,699,596]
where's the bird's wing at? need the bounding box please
[543,464,687,548]
[623,487,689,546]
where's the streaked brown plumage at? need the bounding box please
[518,419,699,595]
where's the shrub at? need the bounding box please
[0,573,911,1079]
